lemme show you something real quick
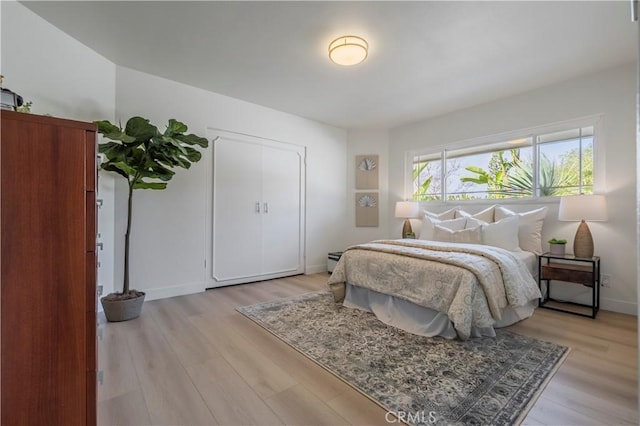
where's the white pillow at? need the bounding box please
[455,205,496,222]
[433,225,482,244]
[465,217,485,229]
[479,216,521,251]
[494,206,548,254]
[420,217,466,240]
[424,207,457,220]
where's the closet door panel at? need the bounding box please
[261,143,303,275]
[212,137,263,281]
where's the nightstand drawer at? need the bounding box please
[541,262,594,285]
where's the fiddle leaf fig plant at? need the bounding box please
[96,116,208,300]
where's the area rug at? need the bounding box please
[237,291,569,426]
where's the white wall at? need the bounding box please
[389,63,637,315]
[1,2,117,299]
[115,66,348,300]
[6,1,636,315]
[345,129,390,246]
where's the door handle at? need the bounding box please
[263,202,268,213]
[255,202,260,213]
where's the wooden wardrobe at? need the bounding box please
[1,111,97,425]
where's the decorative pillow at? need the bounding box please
[465,217,485,229]
[420,216,466,241]
[479,216,521,251]
[455,205,496,222]
[433,224,482,244]
[424,207,457,220]
[494,206,548,254]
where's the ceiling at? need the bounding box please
[23,1,637,129]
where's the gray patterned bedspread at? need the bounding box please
[327,239,541,339]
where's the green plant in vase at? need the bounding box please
[96,116,208,321]
[548,238,567,256]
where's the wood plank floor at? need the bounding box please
[98,273,638,425]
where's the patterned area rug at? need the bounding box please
[237,291,569,426]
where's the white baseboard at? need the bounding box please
[143,281,206,302]
[108,276,638,316]
[306,263,328,274]
[600,297,638,316]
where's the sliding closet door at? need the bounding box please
[212,137,263,281]
[261,142,304,276]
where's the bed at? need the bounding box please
[328,206,547,340]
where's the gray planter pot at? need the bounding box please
[549,243,566,256]
[101,292,145,322]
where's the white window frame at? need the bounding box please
[404,115,605,205]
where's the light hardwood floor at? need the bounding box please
[98,273,638,425]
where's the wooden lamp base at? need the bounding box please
[402,219,414,238]
[573,220,594,258]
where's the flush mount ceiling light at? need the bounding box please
[328,35,368,66]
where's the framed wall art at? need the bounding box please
[355,155,378,190]
[355,192,379,227]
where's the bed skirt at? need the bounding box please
[344,283,536,339]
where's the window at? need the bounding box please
[412,153,442,201]
[536,127,593,196]
[410,123,596,201]
[446,139,534,200]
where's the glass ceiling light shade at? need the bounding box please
[328,35,368,66]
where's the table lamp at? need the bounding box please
[395,201,420,238]
[558,194,607,258]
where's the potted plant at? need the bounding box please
[548,238,567,256]
[96,116,208,321]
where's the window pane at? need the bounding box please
[412,157,441,201]
[537,127,593,196]
[447,147,533,200]
[408,124,596,202]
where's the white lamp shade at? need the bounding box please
[558,194,608,222]
[395,201,419,219]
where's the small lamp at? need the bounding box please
[558,194,607,258]
[395,201,420,238]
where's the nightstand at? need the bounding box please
[538,253,600,318]
[327,251,343,274]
